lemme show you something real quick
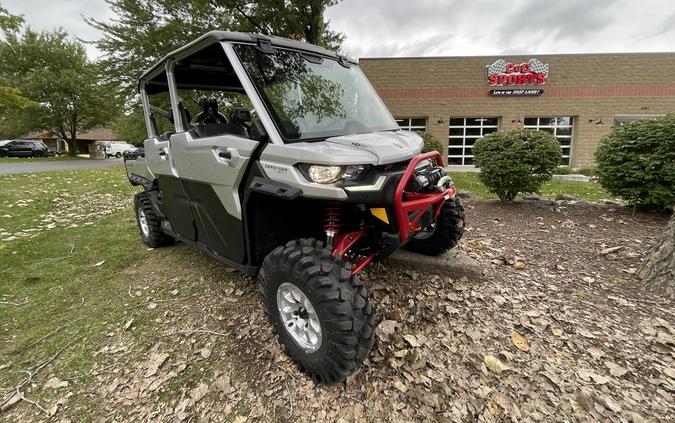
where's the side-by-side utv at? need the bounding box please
[124,31,465,384]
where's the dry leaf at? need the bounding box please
[213,374,232,393]
[47,404,58,416]
[44,377,69,389]
[402,334,421,347]
[511,331,529,352]
[123,318,134,331]
[393,380,408,393]
[94,260,105,267]
[147,302,158,310]
[190,382,209,402]
[200,347,212,359]
[587,347,605,359]
[484,355,508,375]
[145,352,169,377]
[514,261,526,269]
[605,361,628,377]
[664,367,675,379]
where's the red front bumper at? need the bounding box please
[394,151,455,242]
[332,151,455,275]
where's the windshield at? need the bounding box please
[233,44,398,141]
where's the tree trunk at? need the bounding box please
[639,210,675,299]
[66,138,78,156]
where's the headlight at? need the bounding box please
[307,165,343,184]
[300,164,370,184]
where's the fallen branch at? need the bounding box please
[9,317,82,355]
[15,388,47,414]
[0,337,83,412]
[285,380,294,418]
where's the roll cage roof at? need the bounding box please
[139,31,355,95]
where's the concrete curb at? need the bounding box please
[385,249,482,280]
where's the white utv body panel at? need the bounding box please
[259,130,423,199]
[169,132,259,218]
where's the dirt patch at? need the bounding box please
[3,199,673,422]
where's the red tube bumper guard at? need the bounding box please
[333,151,456,274]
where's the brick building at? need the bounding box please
[360,53,675,167]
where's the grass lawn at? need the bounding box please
[0,167,184,417]
[449,171,612,202]
[0,156,89,164]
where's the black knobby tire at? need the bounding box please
[404,196,465,256]
[134,192,174,248]
[259,238,375,384]
[115,152,122,158]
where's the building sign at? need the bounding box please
[486,58,550,86]
[489,88,544,96]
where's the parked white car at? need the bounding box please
[105,143,137,158]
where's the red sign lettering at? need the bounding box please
[486,59,549,86]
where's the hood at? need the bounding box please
[325,130,423,165]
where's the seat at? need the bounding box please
[227,108,251,138]
[168,102,191,130]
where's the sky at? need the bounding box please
[3,0,675,59]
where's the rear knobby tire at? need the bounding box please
[259,238,375,384]
[404,196,465,256]
[134,192,174,248]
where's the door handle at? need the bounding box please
[158,149,167,157]
[218,151,231,159]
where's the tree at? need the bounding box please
[212,0,344,47]
[0,28,119,154]
[87,0,344,98]
[0,6,23,32]
[639,211,675,299]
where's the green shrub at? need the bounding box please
[553,166,575,175]
[576,167,597,177]
[420,132,443,154]
[553,166,597,176]
[595,115,675,208]
[473,129,562,201]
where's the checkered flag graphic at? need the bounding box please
[529,58,549,76]
[486,59,506,77]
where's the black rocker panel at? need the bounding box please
[181,180,246,264]
[157,175,196,241]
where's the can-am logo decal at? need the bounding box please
[486,59,549,86]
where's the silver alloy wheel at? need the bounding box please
[138,209,150,237]
[276,282,322,353]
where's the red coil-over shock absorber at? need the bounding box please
[324,203,342,250]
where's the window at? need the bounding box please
[235,44,397,141]
[523,117,574,165]
[396,117,427,132]
[448,117,499,165]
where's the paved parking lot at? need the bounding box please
[0,159,124,175]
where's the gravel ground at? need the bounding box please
[6,198,673,422]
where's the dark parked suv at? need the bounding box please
[0,140,51,157]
